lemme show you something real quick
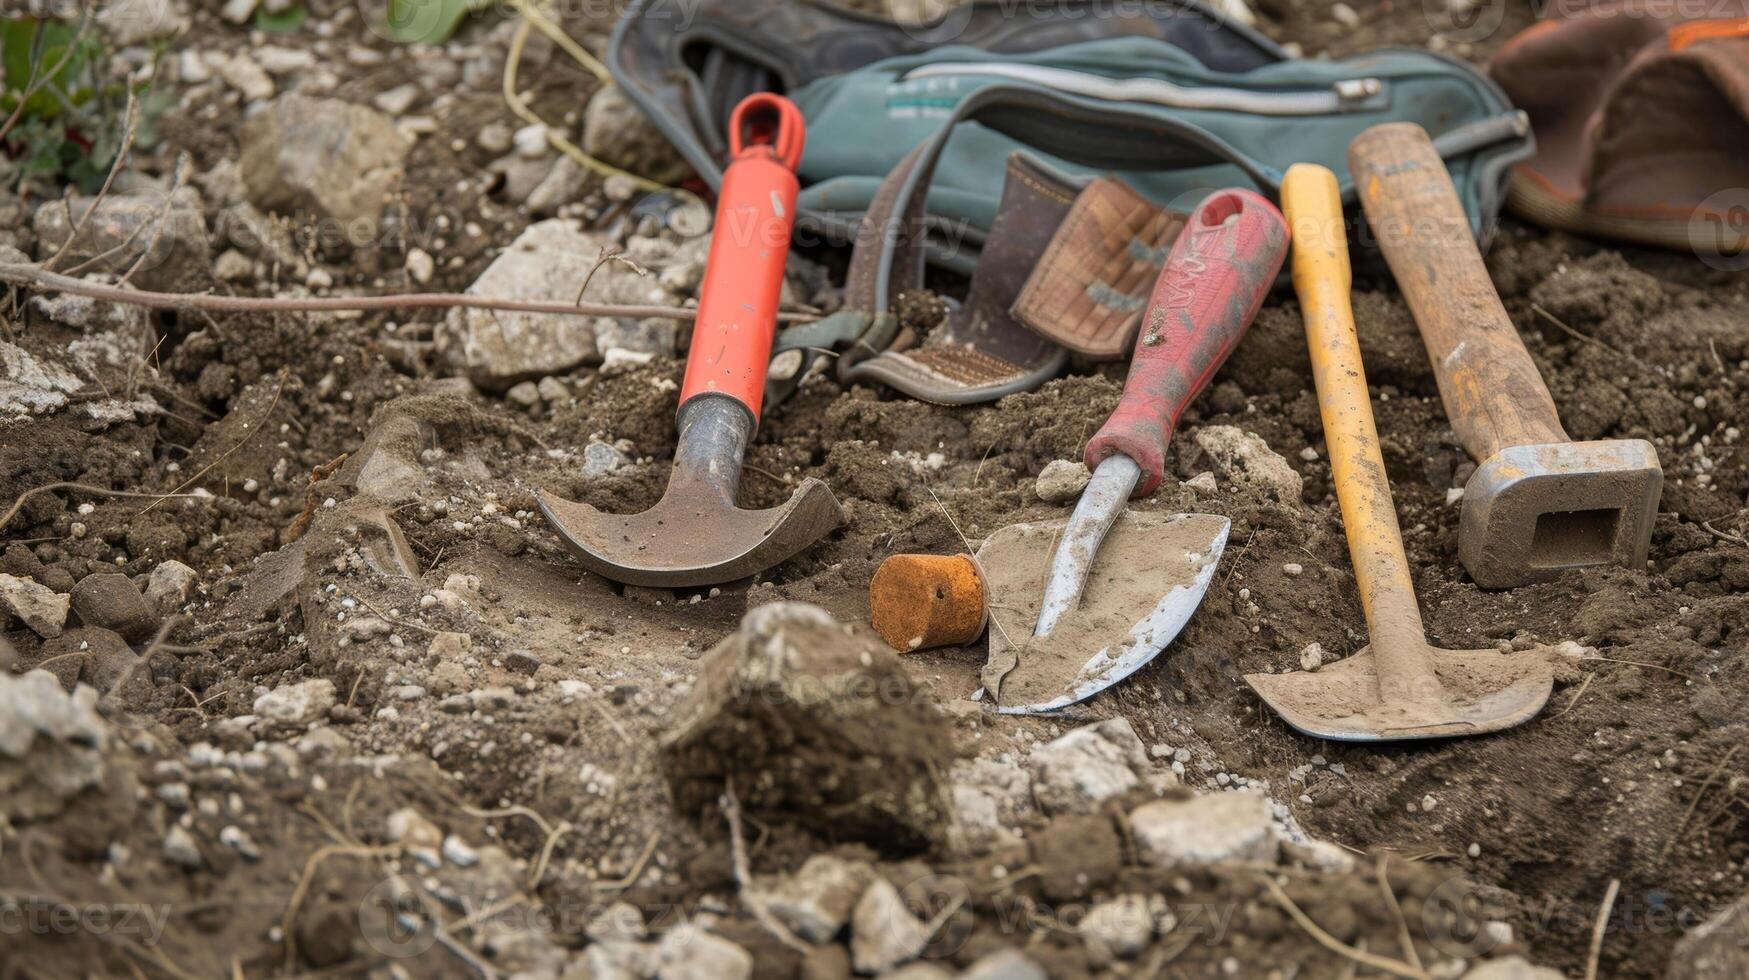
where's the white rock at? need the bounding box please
[436,221,618,386]
[0,574,69,638]
[1129,791,1279,868]
[372,84,419,116]
[582,441,630,478]
[145,560,199,612]
[255,46,315,75]
[506,381,541,408]
[513,123,549,159]
[214,54,274,102]
[1078,895,1154,958]
[960,949,1048,980]
[1186,471,1218,493]
[251,679,336,725]
[0,670,106,757]
[386,807,443,867]
[241,94,411,227]
[947,755,1032,855]
[757,854,872,943]
[1299,642,1324,672]
[441,834,479,867]
[1026,717,1163,815]
[163,825,202,868]
[221,0,260,24]
[98,0,189,44]
[652,923,751,980]
[850,878,929,974]
[1192,425,1303,504]
[1460,956,1567,980]
[214,249,253,281]
[405,248,436,285]
[1035,459,1092,504]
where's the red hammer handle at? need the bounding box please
[678,93,806,424]
[1085,189,1288,496]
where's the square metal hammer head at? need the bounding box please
[1459,440,1662,589]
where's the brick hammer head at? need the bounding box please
[1459,439,1661,589]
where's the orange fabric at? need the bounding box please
[1669,17,1749,50]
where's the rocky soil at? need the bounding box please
[2,1,1747,978]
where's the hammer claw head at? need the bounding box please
[537,479,843,589]
[1460,440,1661,589]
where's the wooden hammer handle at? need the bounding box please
[1349,124,1567,461]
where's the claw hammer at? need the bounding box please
[1350,124,1661,589]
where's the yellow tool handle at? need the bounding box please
[1348,123,1567,461]
[1281,164,1433,695]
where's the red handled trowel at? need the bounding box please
[979,189,1289,714]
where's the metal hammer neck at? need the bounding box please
[672,395,754,503]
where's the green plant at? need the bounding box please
[0,16,154,191]
[383,0,491,45]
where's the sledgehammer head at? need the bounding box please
[1460,439,1661,589]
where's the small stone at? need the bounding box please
[583,86,691,186]
[215,53,275,101]
[960,949,1048,980]
[478,123,514,154]
[441,835,479,867]
[219,825,261,861]
[1460,956,1568,980]
[0,574,69,638]
[222,0,261,23]
[757,854,873,943]
[1299,446,1319,461]
[1078,895,1153,959]
[1421,793,1438,811]
[504,650,541,675]
[582,441,630,478]
[1186,471,1218,493]
[1467,842,1482,858]
[404,248,436,285]
[1282,562,1303,577]
[214,249,254,282]
[386,807,443,867]
[1192,425,1303,504]
[506,381,541,407]
[850,878,928,974]
[1129,791,1278,868]
[1331,2,1360,27]
[1668,890,1749,980]
[536,376,570,403]
[242,94,412,229]
[1035,459,1092,504]
[428,632,471,659]
[144,560,198,613]
[1026,717,1162,815]
[70,573,157,644]
[513,123,549,159]
[163,826,202,869]
[305,268,333,290]
[372,84,419,116]
[252,679,337,726]
[1300,642,1324,672]
[652,923,751,980]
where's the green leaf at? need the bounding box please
[254,2,308,34]
[382,0,484,44]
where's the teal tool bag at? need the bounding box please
[789,37,1530,244]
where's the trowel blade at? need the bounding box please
[977,512,1229,715]
[1243,648,1555,742]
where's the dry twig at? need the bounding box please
[1585,879,1620,980]
[0,261,817,322]
[1259,876,1428,980]
[722,780,811,954]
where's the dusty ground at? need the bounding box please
[2,0,1746,978]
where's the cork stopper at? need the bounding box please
[869,553,988,652]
